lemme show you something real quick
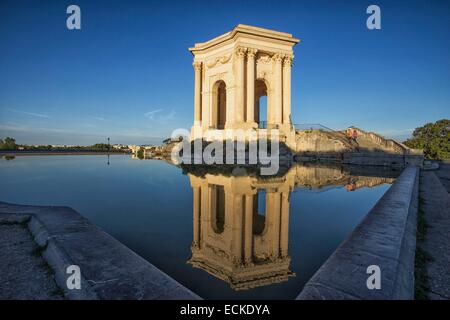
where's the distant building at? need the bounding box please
[128,145,141,153]
[112,144,129,150]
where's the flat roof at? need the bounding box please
[189,24,300,53]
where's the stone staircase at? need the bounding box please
[294,124,415,155]
[341,127,409,154]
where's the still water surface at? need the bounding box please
[0,155,401,299]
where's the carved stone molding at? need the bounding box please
[256,54,272,64]
[256,70,272,81]
[206,54,232,68]
[209,72,227,84]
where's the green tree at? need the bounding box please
[0,137,17,150]
[404,119,450,160]
[136,147,144,159]
[91,143,110,150]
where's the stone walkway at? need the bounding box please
[0,202,200,300]
[419,166,450,300]
[0,217,64,300]
[435,162,450,193]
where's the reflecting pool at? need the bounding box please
[0,155,401,299]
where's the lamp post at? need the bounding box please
[107,137,110,165]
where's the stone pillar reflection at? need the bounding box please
[244,194,254,264]
[273,192,281,259]
[282,55,292,125]
[232,194,244,265]
[246,48,257,125]
[209,186,217,228]
[193,61,202,126]
[200,184,210,241]
[267,191,281,258]
[280,192,289,257]
[192,186,201,248]
[235,47,246,124]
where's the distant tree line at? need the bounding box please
[403,119,450,160]
[0,137,129,152]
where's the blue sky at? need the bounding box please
[0,0,449,145]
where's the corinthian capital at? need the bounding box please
[272,53,283,63]
[247,48,257,59]
[283,54,294,67]
[193,61,202,71]
[235,46,247,58]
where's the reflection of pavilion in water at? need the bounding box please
[188,172,294,290]
[186,164,398,291]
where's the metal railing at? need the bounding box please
[293,123,357,148]
[258,122,336,132]
[258,121,280,129]
[293,123,336,132]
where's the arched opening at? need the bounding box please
[211,80,226,129]
[253,189,266,235]
[259,96,267,127]
[254,79,268,129]
[210,185,225,233]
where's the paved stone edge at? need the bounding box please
[0,202,201,300]
[420,170,450,300]
[296,166,419,300]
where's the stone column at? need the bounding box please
[273,54,283,126]
[246,48,257,126]
[193,61,202,126]
[282,55,293,125]
[244,194,254,264]
[225,87,234,128]
[235,47,246,124]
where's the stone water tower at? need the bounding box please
[189,24,300,148]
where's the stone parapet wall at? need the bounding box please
[343,152,422,167]
[296,166,419,300]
